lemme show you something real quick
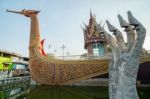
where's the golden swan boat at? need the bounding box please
[6,9,150,85]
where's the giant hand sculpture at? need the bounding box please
[99,11,146,99]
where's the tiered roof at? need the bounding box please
[82,11,107,49]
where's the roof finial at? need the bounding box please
[90,9,92,18]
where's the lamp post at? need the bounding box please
[48,45,51,53]
[60,45,66,59]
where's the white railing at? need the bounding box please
[55,54,112,60]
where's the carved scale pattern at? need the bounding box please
[29,48,109,85]
[59,64,108,84]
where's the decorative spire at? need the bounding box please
[83,22,88,29]
[90,9,92,18]
[80,25,86,33]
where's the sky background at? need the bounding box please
[0,0,150,57]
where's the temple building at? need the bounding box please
[82,12,107,57]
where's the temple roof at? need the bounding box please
[82,12,107,49]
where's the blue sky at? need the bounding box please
[0,0,150,57]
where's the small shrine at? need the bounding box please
[82,11,107,57]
